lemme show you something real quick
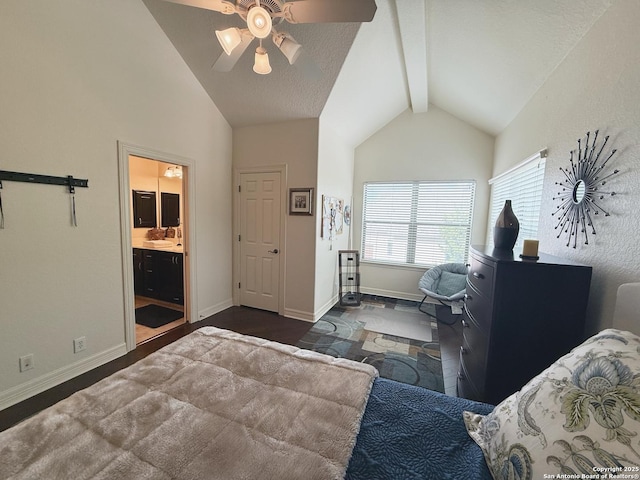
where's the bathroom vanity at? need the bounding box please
[132,243,184,305]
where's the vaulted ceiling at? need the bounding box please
[143,0,613,146]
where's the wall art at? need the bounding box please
[321,195,344,239]
[289,188,314,215]
[552,130,619,247]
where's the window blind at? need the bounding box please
[362,180,475,267]
[487,153,546,248]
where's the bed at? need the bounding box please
[347,379,493,479]
[2,283,639,480]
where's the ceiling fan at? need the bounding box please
[161,0,377,74]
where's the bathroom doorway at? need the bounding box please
[118,142,196,352]
[130,156,186,344]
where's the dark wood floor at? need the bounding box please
[438,319,464,395]
[0,305,462,433]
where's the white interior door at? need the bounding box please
[239,172,281,312]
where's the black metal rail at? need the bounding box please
[0,170,88,192]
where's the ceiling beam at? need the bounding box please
[395,0,428,113]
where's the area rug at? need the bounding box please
[0,327,378,480]
[297,296,444,393]
[135,304,183,328]
[349,307,432,342]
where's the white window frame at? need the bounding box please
[487,150,547,248]
[361,180,476,268]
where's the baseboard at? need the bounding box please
[196,298,234,322]
[313,294,339,321]
[361,287,423,303]
[0,343,127,411]
[297,291,422,324]
[283,307,316,323]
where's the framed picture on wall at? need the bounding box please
[289,188,314,215]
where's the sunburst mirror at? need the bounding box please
[552,130,619,248]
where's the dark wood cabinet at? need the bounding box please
[457,245,592,405]
[132,248,183,305]
[132,190,157,228]
[132,249,145,295]
[155,251,184,304]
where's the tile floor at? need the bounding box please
[134,296,185,344]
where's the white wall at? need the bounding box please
[319,0,409,149]
[353,106,495,300]
[315,122,356,317]
[232,119,319,320]
[0,0,232,408]
[494,0,640,334]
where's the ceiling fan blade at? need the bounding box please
[281,0,377,24]
[212,32,254,72]
[160,0,235,15]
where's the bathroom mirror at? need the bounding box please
[552,130,619,248]
[161,192,180,227]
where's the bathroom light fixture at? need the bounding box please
[164,166,182,179]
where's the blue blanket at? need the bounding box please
[346,378,494,480]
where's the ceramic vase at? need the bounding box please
[493,200,519,250]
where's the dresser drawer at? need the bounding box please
[468,255,494,295]
[460,312,488,390]
[457,352,483,402]
[464,282,492,331]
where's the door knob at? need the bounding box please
[268,249,279,254]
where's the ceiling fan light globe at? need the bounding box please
[278,37,302,65]
[253,46,272,75]
[215,27,242,56]
[247,6,272,39]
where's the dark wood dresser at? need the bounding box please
[457,245,592,405]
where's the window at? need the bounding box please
[487,152,546,247]
[362,181,476,267]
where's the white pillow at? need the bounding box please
[464,328,640,480]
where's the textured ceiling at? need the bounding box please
[427,0,614,135]
[143,0,614,144]
[142,0,361,127]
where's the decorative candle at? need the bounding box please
[522,239,539,257]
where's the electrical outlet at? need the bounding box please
[73,336,86,353]
[19,354,34,372]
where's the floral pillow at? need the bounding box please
[464,328,640,480]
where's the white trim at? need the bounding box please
[489,148,548,185]
[117,141,198,352]
[283,307,316,323]
[312,294,339,321]
[197,297,234,322]
[361,286,423,303]
[360,259,435,272]
[0,344,127,411]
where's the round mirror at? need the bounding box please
[572,179,586,204]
